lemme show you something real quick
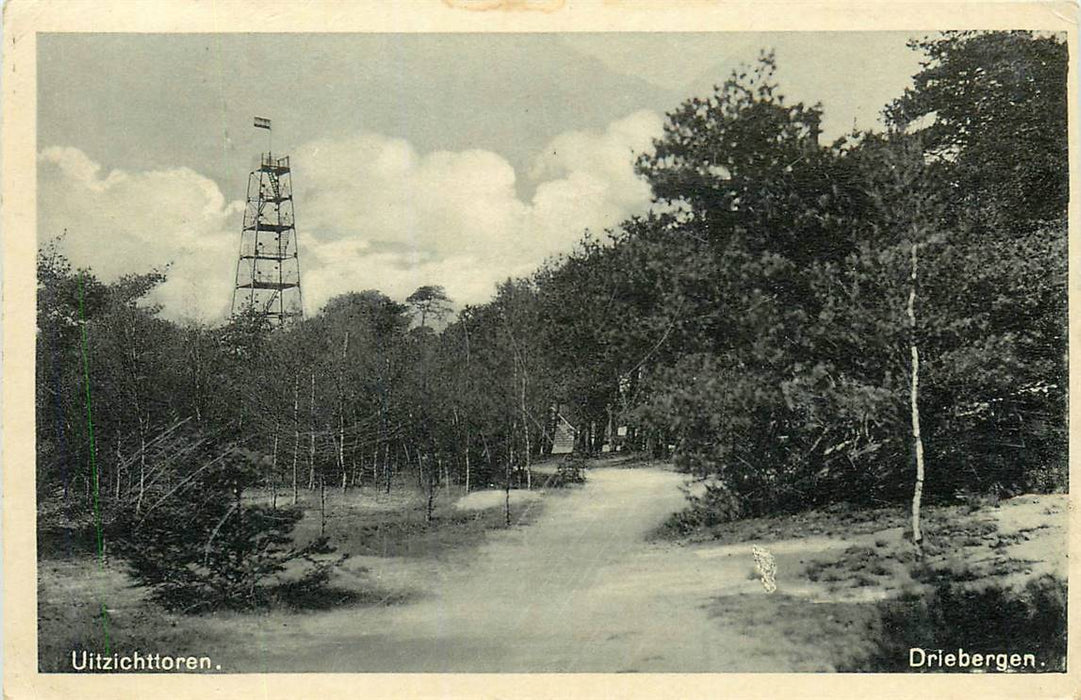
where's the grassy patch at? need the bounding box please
[289,486,547,560]
[319,505,534,559]
[37,558,215,672]
[796,508,1045,593]
[840,574,1067,672]
[706,594,882,671]
[653,500,909,545]
[585,452,670,470]
[39,484,552,671]
[685,490,1065,672]
[267,577,416,611]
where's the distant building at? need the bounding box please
[551,412,577,455]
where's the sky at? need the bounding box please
[38,32,926,324]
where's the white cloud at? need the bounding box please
[38,146,243,324]
[38,110,663,322]
[530,109,662,206]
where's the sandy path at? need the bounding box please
[217,466,793,672]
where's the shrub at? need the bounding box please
[548,456,587,488]
[661,479,743,535]
[115,446,341,612]
[842,574,1066,672]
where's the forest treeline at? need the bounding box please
[38,32,1067,576]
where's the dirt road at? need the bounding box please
[215,466,799,672]
[41,465,1065,673]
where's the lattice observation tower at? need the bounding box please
[231,117,304,325]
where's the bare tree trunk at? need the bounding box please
[412,444,426,490]
[908,241,926,557]
[606,404,615,453]
[235,485,243,573]
[338,429,347,493]
[191,331,204,425]
[338,333,349,494]
[332,432,344,494]
[135,419,147,516]
[291,374,300,505]
[453,406,471,493]
[383,441,391,494]
[351,410,361,488]
[270,428,279,509]
[319,468,327,537]
[505,434,513,526]
[308,370,316,491]
[114,431,122,501]
[508,343,533,490]
[462,321,472,494]
[426,454,435,524]
[522,378,531,490]
[504,457,512,527]
[126,321,149,516]
[464,434,471,494]
[443,456,450,496]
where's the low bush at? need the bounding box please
[842,574,1066,672]
[114,447,343,613]
[548,457,587,488]
[659,479,743,535]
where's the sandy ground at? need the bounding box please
[454,488,543,511]
[197,466,814,672]
[40,465,1066,673]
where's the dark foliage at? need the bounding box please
[37,32,1067,611]
[114,446,340,612]
[548,457,587,488]
[660,480,744,535]
[843,575,1067,672]
[628,31,1067,521]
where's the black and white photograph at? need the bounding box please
[4,1,1076,694]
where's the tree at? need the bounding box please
[782,32,1068,536]
[849,134,944,555]
[37,32,1067,598]
[890,31,1069,499]
[36,243,178,522]
[403,285,456,520]
[886,31,1068,228]
[406,285,453,330]
[117,444,336,611]
[626,51,866,514]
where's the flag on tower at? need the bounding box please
[253,116,272,130]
